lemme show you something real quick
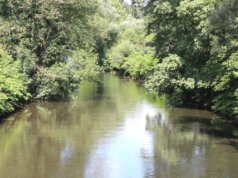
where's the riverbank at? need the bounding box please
[0,0,120,119]
[103,0,238,121]
[113,70,237,122]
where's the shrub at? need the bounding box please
[0,48,29,115]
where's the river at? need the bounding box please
[0,74,238,178]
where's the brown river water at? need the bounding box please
[0,74,238,178]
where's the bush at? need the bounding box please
[122,50,157,79]
[35,49,101,100]
[105,40,135,70]
[0,48,29,115]
[105,17,157,79]
[145,54,195,105]
[212,52,238,117]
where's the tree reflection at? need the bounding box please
[148,109,238,178]
[0,75,238,178]
[0,74,152,178]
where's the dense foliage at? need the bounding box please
[0,0,237,119]
[0,0,124,116]
[0,0,100,99]
[144,0,238,118]
[105,0,238,119]
[0,47,29,115]
[105,16,157,79]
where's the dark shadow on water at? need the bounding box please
[228,140,238,150]
[0,118,7,125]
[178,116,212,125]
[176,116,238,149]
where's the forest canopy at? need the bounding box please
[105,0,238,119]
[0,0,237,119]
[143,0,238,118]
[0,0,126,117]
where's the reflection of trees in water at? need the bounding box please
[0,74,155,178]
[145,111,168,130]
[1,74,238,178]
[146,109,238,178]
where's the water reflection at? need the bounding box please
[0,74,238,178]
[152,109,238,178]
[84,102,158,178]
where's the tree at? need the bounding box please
[0,47,29,116]
[0,0,98,99]
[144,0,238,117]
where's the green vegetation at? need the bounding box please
[144,0,238,118]
[0,0,125,117]
[0,0,237,119]
[104,16,157,79]
[0,47,29,115]
[105,0,238,119]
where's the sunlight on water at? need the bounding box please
[84,102,162,178]
[0,74,238,178]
